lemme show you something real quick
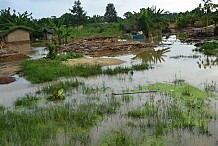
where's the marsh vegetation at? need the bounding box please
[1,28,218,146]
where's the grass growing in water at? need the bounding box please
[0,96,122,145]
[15,94,40,107]
[144,82,209,107]
[103,64,150,75]
[21,58,150,83]
[40,79,84,95]
[127,82,215,136]
[100,128,165,146]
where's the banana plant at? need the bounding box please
[47,88,65,101]
[48,17,65,45]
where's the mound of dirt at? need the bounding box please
[0,76,16,84]
[63,57,125,66]
[0,53,29,62]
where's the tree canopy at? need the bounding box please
[104,3,118,23]
[69,0,87,26]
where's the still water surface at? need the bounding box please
[0,35,218,106]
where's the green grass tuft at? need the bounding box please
[15,94,40,107]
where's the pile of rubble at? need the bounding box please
[61,36,155,56]
[186,25,216,37]
[0,48,18,56]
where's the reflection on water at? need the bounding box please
[132,47,170,64]
[29,47,48,59]
[197,56,218,69]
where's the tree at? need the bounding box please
[202,0,213,27]
[176,12,198,28]
[69,0,87,26]
[123,12,133,19]
[121,7,165,37]
[61,13,74,27]
[104,3,118,23]
[0,7,33,30]
[136,7,164,37]
[48,17,65,45]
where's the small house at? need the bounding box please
[44,28,55,41]
[2,28,30,43]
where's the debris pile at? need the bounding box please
[61,36,155,56]
[0,48,18,56]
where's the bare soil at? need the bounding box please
[0,53,29,62]
[0,65,20,76]
[63,57,125,66]
[0,76,16,84]
[0,46,30,79]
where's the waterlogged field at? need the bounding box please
[1,35,218,145]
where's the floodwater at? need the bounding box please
[0,45,47,106]
[1,35,218,105]
[1,35,218,145]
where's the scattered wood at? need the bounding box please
[60,36,156,56]
[112,90,157,95]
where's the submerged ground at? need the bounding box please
[0,35,218,145]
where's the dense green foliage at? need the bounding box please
[176,1,218,28]
[1,0,217,41]
[121,7,166,37]
[70,23,122,39]
[194,41,218,56]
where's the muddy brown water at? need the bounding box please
[1,36,218,145]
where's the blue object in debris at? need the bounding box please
[133,34,145,39]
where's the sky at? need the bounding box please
[0,0,215,19]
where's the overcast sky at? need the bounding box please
[0,0,216,19]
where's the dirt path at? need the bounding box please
[63,57,126,66]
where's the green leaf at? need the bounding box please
[58,88,64,96]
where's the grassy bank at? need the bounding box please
[20,58,150,83]
[194,41,218,56]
